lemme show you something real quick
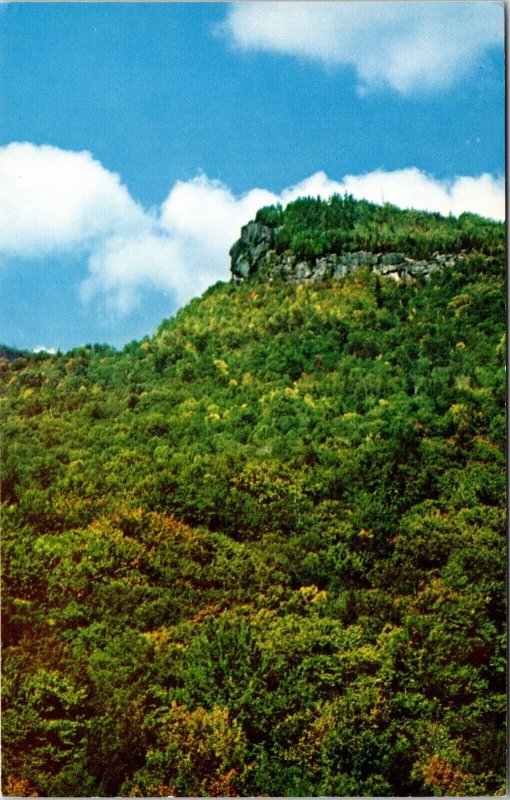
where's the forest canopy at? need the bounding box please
[1,198,506,797]
[254,194,505,260]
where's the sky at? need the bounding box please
[0,1,505,352]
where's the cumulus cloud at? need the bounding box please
[268,168,505,222]
[81,177,279,313]
[219,2,503,94]
[325,168,505,221]
[0,143,505,315]
[0,143,279,314]
[81,234,181,315]
[0,142,147,257]
[160,175,276,263]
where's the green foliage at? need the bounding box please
[1,198,506,796]
[254,193,504,261]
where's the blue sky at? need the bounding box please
[0,2,505,352]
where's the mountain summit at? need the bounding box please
[230,194,504,284]
[1,197,506,797]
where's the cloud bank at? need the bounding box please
[0,143,147,258]
[219,2,503,95]
[0,143,505,314]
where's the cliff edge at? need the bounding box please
[230,220,464,285]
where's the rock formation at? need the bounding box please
[230,221,464,284]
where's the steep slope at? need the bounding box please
[1,199,506,797]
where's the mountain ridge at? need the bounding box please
[230,219,467,285]
[1,195,506,797]
[229,194,504,287]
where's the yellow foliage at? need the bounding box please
[298,585,326,604]
[142,627,171,649]
[3,776,39,797]
[449,402,467,419]
[417,754,472,795]
[213,358,229,375]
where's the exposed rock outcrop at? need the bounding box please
[230,223,464,285]
[229,222,275,280]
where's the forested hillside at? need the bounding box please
[1,198,506,797]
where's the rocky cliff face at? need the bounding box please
[229,222,276,279]
[230,221,464,284]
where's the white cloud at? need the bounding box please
[219,2,503,95]
[269,168,505,222]
[336,168,505,220]
[160,175,276,263]
[0,143,504,316]
[0,143,279,314]
[158,175,278,296]
[280,173,345,205]
[33,345,57,355]
[81,233,181,315]
[83,177,279,313]
[0,142,147,257]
